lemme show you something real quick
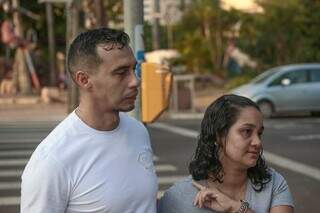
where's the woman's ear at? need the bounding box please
[74,70,92,89]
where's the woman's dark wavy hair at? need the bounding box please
[189,94,271,192]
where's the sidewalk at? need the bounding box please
[0,87,225,122]
[0,101,68,122]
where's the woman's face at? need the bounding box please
[220,106,264,169]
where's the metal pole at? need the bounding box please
[66,0,79,113]
[152,0,160,50]
[124,0,144,120]
[46,2,56,86]
[94,0,106,27]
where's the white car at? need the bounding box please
[231,64,320,117]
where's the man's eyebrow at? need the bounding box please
[112,65,130,72]
[112,61,138,73]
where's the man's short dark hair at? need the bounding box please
[67,28,130,78]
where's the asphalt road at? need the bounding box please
[0,116,319,212]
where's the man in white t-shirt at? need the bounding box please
[21,28,158,213]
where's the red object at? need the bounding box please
[1,20,27,48]
[1,20,16,45]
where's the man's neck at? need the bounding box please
[76,102,120,131]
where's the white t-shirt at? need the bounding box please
[21,111,158,213]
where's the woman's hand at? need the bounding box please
[192,181,241,213]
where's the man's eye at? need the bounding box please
[115,69,129,75]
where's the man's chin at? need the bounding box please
[119,104,135,112]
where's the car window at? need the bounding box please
[269,70,308,86]
[251,68,278,84]
[310,69,320,82]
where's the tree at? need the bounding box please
[174,0,238,75]
[237,0,320,69]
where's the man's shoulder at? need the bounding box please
[30,113,76,162]
[120,112,147,130]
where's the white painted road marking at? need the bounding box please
[150,122,320,182]
[289,134,320,141]
[155,164,177,172]
[158,175,186,185]
[0,197,20,206]
[263,152,320,181]
[150,123,198,138]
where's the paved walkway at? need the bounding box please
[0,102,68,122]
[0,86,224,123]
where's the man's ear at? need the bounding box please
[74,70,92,89]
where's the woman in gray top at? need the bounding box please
[158,95,294,213]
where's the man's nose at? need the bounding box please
[129,69,140,88]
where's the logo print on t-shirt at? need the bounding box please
[138,150,155,173]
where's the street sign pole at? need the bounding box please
[66,0,79,112]
[124,0,144,120]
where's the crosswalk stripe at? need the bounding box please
[158,175,186,184]
[0,159,28,166]
[0,197,20,206]
[155,164,177,172]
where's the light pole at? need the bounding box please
[124,0,144,120]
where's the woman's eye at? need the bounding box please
[242,129,252,137]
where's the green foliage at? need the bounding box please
[224,69,258,90]
[174,0,238,74]
[143,22,168,52]
[173,0,320,77]
[237,0,320,68]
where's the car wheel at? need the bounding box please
[258,101,273,118]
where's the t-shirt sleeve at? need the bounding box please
[21,154,71,213]
[158,187,185,213]
[271,170,294,208]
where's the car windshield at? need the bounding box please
[251,68,278,84]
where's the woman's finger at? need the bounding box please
[193,191,201,207]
